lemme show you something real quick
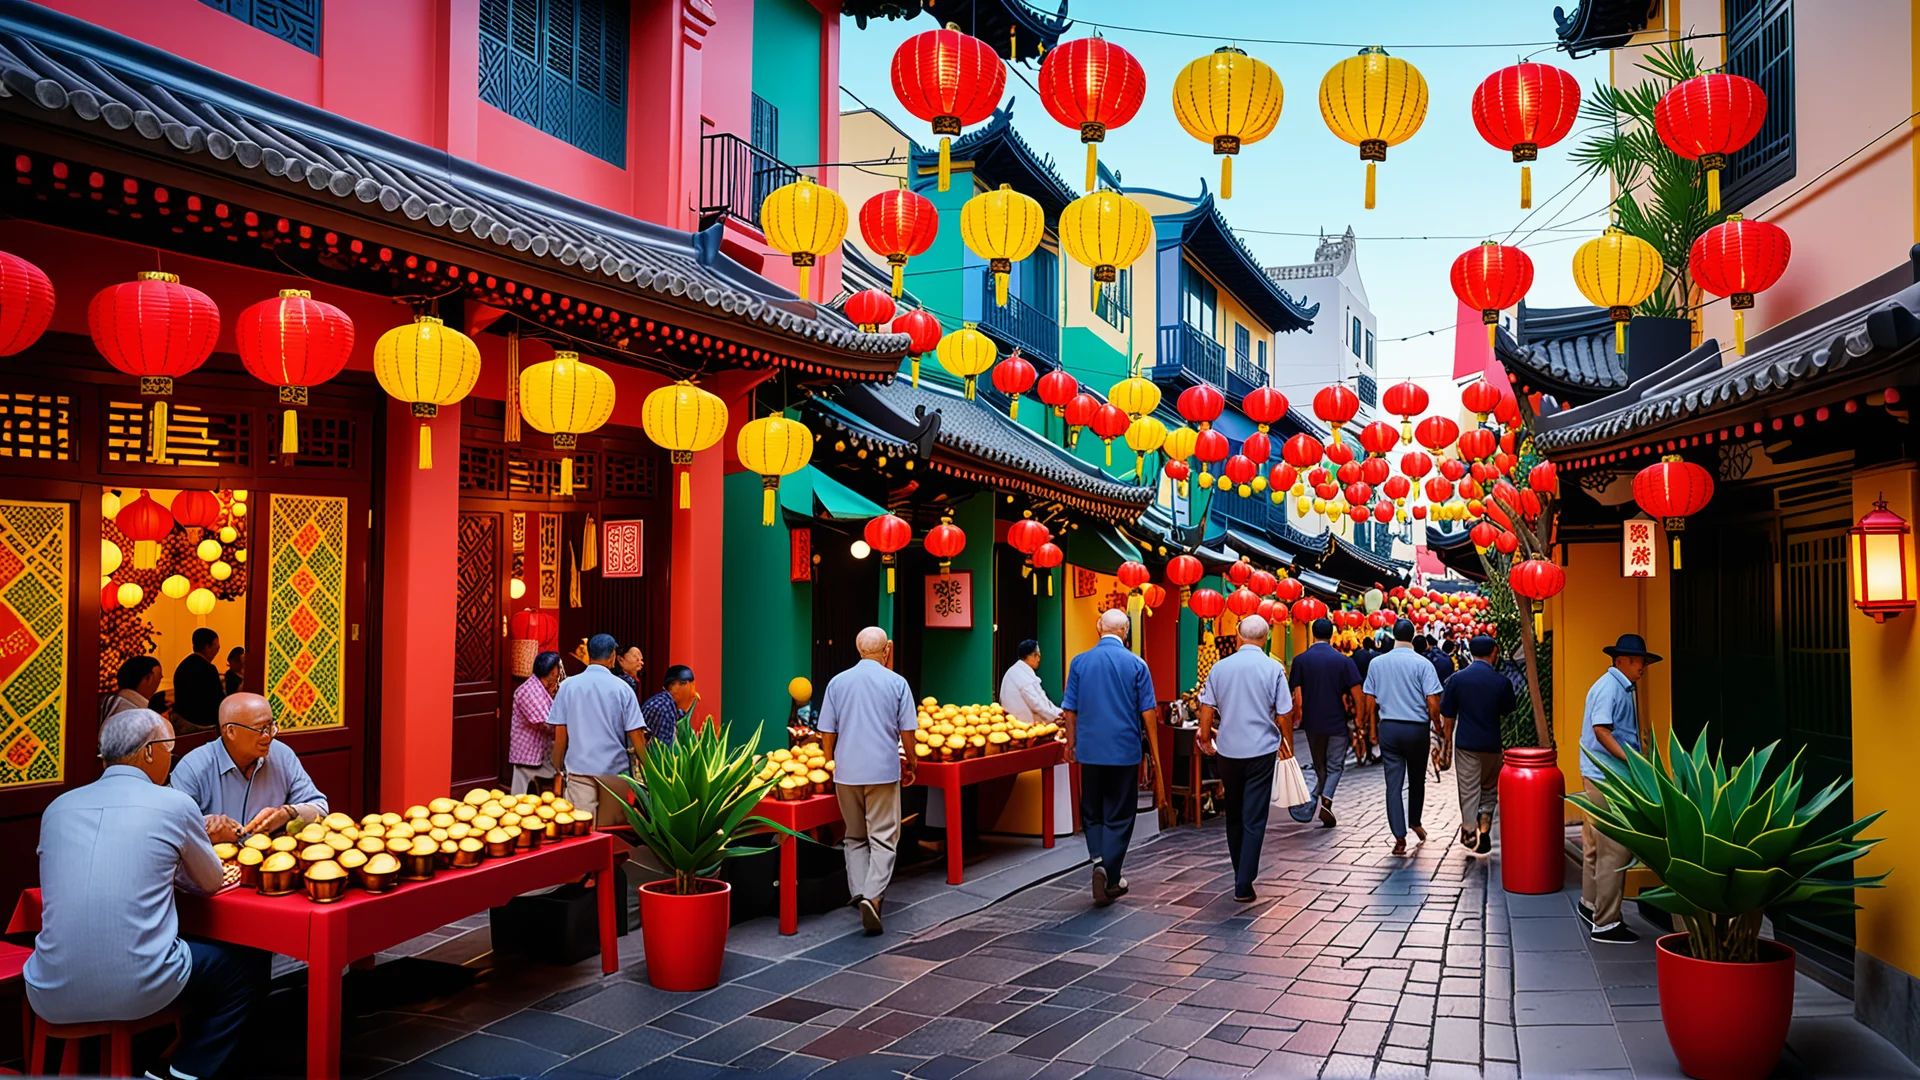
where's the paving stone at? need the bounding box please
[803,972,911,1010]
[1513,951,1601,992]
[1435,994,1480,1019]
[1516,1022,1629,1074]
[1329,1018,1386,1057]
[1279,1021,1340,1056]
[879,976,996,1018]
[1513,989,1613,1026]
[798,1025,899,1062]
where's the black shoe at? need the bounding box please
[1476,830,1492,855]
[1318,799,1336,828]
[1233,889,1257,903]
[1107,877,1129,899]
[1578,900,1596,925]
[858,897,883,936]
[1591,923,1639,944]
[1092,865,1112,908]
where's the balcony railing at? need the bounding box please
[698,132,800,232]
[1227,358,1268,401]
[1150,323,1226,388]
[974,270,1060,371]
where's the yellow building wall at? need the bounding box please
[1063,245,1140,364]
[1850,462,1920,977]
[1184,257,1280,380]
[836,110,911,269]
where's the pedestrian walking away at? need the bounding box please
[550,634,650,830]
[1286,618,1363,829]
[1363,619,1446,856]
[817,626,918,936]
[1061,608,1159,907]
[1580,633,1661,944]
[1196,615,1292,902]
[1440,635,1515,855]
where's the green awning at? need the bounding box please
[781,466,886,520]
[1065,520,1142,575]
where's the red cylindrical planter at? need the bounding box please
[638,879,731,991]
[1657,933,1796,1080]
[1498,747,1566,894]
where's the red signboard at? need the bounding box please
[601,519,644,578]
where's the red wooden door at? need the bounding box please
[452,510,505,791]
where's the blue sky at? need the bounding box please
[836,0,1614,413]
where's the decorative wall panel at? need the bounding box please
[265,494,347,731]
[455,513,500,684]
[0,500,67,789]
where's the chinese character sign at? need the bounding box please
[925,571,973,629]
[1623,516,1658,578]
[602,519,644,578]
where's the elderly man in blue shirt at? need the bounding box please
[1062,608,1159,907]
[29,709,268,1080]
[1197,614,1292,903]
[1580,633,1660,944]
[553,633,651,827]
[171,691,328,843]
[818,626,918,936]
[1363,619,1446,857]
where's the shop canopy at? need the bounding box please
[1066,520,1144,575]
[1224,528,1297,571]
[780,466,888,521]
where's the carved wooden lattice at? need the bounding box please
[106,400,251,467]
[0,392,70,461]
[460,444,507,493]
[454,513,500,685]
[538,512,560,609]
[602,452,657,498]
[265,416,356,469]
[509,453,596,496]
[510,511,526,579]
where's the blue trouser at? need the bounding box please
[1079,763,1137,883]
[1378,720,1432,840]
[1288,732,1348,822]
[170,939,270,1079]
[1217,753,1275,895]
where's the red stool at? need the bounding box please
[28,1005,181,1077]
[0,942,26,1076]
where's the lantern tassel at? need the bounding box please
[939,136,952,192]
[911,358,920,387]
[1008,398,1019,422]
[1520,164,1532,209]
[419,421,432,469]
[1032,571,1039,595]
[1221,156,1233,200]
[1615,321,1627,355]
[965,378,976,402]
[1734,310,1746,355]
[282,409,299,454]
[1487,323,1497,350]
[1104,440,1113,467]
[1364,162,1376,210]
[887,565,895,593]
[560,456,574,496]
[150,400,169,464]
[1047,571,1054,596]
[762,487,777,527]
[1672,536,1683,571]
[1086,144,1098,192]
[797,265,812,303]
[679,468,691,510]
[995,271,1009,307]
[892,263,905,297]
[1707,169,1721,214]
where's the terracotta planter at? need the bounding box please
[1498,747,1565,894]
[1656,933,1796,1080]
[639,879,730,991]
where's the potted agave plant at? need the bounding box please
[1572,730,1886,1080]
[610,716,798,991]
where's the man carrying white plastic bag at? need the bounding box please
[1196,615,1304,903]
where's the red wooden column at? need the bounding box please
[379,399,461,807]
[671,445,725,726]
[630,0,716,231]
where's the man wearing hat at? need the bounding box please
[1581,633,1661,944]
[1440,636,1516,855]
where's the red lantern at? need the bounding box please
[1469,521,1499,554]
[1292,597,1328,625]
[1373,501,1395,524]
[991,352,1038,420]
[100,582,121,612]
[1689,215,1791,355]
[1426,478,1455,505]
[1189,587,1226,620]
[90,271,220,458]
[1412,504,1429,520]
[1274,576,1304,604]
[859,182,940,296]
[1282,433,1324,470]
[1037,370,1079,414]
[1256,599,1280,623]
[116,489,174,569]
[509,609,561,648]
[1164,460,1191,483]
[1357,420,1400,458]
[1139,582,1167,612]
[169,489,221,543]
[1654,73,1767,213]
[235,289,355,455]
[1345,481,1373,506]
[1177,383,1226,429]
[1241,386,1289,432]
[1194,429,1229,485]
[843,288,897,333]
[1225,560,1253,588]
[1226,586,1261,617]
[1241,431,1272,465]
[0,250,54,356]
[1416,415,1460,452]
[1509,557,1567,601]
[1383,475,1412,503]
[924,519,968,574]
[1117,560,1152,591]
[1033,540,1065,595]
[1457,428,1497,462]
[1400,450,1433,480]
[1381,379,1428,440]
[1037,36,1147,191]
[1091,403,1132,466]
[1459,379,1502,422]
[892,308,943,387]
[891,29,1006,192]
[1634,456,1715,569]
[1348,504,1370,525]
[1493,390,1521,429]
[1440,457,1468,482]
[1471,63,1581,208]
[1269,463,1298,493]
[1167,553,1204,601]
[1313,385,1360,442]
[1494,530,1520,555]
[1361,456,1390,486]
[1451,242,1534,349]
[1248,570,1277,597]
[1008,517,1051,556]
[864,513,913,593]
[1325,440,1355,468]
[1222,454,1258,493]
[1063,393,1099,445]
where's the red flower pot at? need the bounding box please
[639,879,731,991]
[1656,933,1796,1080]
[1497,747,1565,894]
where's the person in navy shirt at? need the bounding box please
[1061,608,1158,907]
[1286,618,1363,829]
[1439,636,1516,855]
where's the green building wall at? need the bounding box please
[750,0,821,167]
[918,492,995,706]
[721,468,811,753]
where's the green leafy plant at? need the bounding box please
[1570,728,1887,963]
[1568,43,1727,318]
[607,717,805,895]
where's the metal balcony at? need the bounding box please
[1227,358,1268,402]
[1150,323,1226,388]
[698,132,800,232]
[973,270,1060,371]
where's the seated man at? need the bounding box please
[171,628,225,734]
[26,709,268,1080]
[171,692,328,844]
[102,655,163,722]
[638,665,699,750]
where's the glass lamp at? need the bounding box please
[1850,496,1915,623]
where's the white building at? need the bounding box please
[1265,228,1379,424]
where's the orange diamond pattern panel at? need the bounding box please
[267,495,347,732]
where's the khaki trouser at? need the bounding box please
[1455,749,1502,832]
[510,761,557,797]
[836,782,902,904]
[1581,779,1634,930]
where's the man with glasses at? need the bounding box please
[171,692,328,844]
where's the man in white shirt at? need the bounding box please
[998,639,1060,726]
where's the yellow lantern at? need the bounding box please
[1108,374,1162,419]
[161,574,191,600]
[116,582,143,609]
[1162,425,1199,462]
[1171,46,1284,199]
[788,676,813,702]
[959,184,1045,307]
[519,351,616,496]
[509,577,527,600]
[211,560,233,581]
[736,414,815,526]
[1318,46,1429,209]
[101,490,121,519]
[936,323,998,400]
[373,315,482,469]
[101,539,122,578]
[1124,415,1167,479]
[760,175,848,303]
[196,538,222,562]
[1572,226,1663,353]
[186,586,216,625]
[1059,191,1153,307]
[642,381,729,509]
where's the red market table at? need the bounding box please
[13,832,619,1080]
[913,741,1063,885]
[750,793,846,935]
